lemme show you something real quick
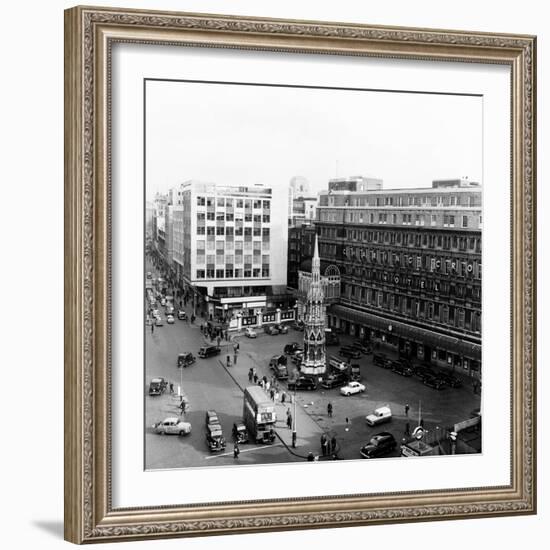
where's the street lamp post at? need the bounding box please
[292,388,297,448]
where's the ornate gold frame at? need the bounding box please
[64,5,537,544]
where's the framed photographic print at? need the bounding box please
[64,5,537,544]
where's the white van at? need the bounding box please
[365,406,392,426]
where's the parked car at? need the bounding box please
[153,417,191,436]
[365,406,392,426]
[328,355,348,373]
[373,353,391,368]
[340,381,366,396]
[422,373,445,390]
[391,361,413,376]
[339,346,361,359]
[437,372,463,388]
[165,304,174,315]
[351,341,373,355]
[177,310,187,321]
[244,327,257,338]
[275,324,289,334]
[166,314,175,324]
[155,316,164,326]
[205,410,219,427]
[177,352,196,368]
[284,342,301,355]
[148,377,167,396]
[321,372,348,389]
[232,422,249,444]
[325,332,340,346]
[413,364,435,379]
[287,377,317,391]
[206,424,226,453]
[270,355,289,380]
[265,325,280,335]
[349,363,362,381]
[360,432,397,458]
[198,345,221,358]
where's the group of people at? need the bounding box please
[320,433,337,456]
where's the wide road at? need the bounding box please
[145,268,304,469]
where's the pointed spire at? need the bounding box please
[313,233,319,261]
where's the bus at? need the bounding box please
[242,386,277,444]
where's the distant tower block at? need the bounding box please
[301,235,326,377]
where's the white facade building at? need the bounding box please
[178,180,288,318]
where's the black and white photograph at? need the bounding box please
[144,79,483,470]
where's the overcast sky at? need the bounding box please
[145,80,482,201]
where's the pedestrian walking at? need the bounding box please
[226,355,232,368]
[248,368,253,383]
[405,403,410,417]
[233,443,240,459]
[320,434,328,456]
[327,402,333,418]
[179,400,186,415]
[275,391,279,402]
[169,382,174,394]
[151,323,154,333]
[270,388,275,401]
[253,373,258,384]
[233,353,238,365]
[405,422,410,436]
[286,413,292,429]
[281,391,286,404]
[330,435,337,454]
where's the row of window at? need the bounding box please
[196,197,270,209]
[340,287,481,333]
[327,192,480,208]
[336,247,482,279]
[196,267,270,279]
[342,269,481,300]
[319,228,481,252]
[196,253,269,265]
[197,212,270,223]
[197,239,265,251]
[319,209,482,228]
[196,226,271,237]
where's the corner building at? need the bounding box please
[177,181,289,320]
[316,178,482,378]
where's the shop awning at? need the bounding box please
[329,304,481,359]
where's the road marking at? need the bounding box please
[204,443,283,459]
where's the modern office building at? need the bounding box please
[288,176,318,226]
[314,177,482,378]
[177,180,289,320]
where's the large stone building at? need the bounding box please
[174,180,289,320]
[315,177,482,378]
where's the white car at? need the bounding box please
[166,314,175,324]
[245,327,257,338]
[155,316,164,326]
[153,417,192,436]
[365,406,392,426]
[340,381,366,396]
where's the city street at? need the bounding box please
[146,261,481,469]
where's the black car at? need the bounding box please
[321,372,348,389]
[391,361,413,376]
[284,342,301,355]
[413,364,435,379]
[351,341,373,355]
[198,345,221,358]
[422,373,445,390]
[373,353,391,368]
[437,372,463,388]
[232,422,249,444]
[339,346,361,359]
[148,377,167,396]
[360,432,397,458]
[325,332,340,346]
[177,352,196,368]
[287,377,317,391]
